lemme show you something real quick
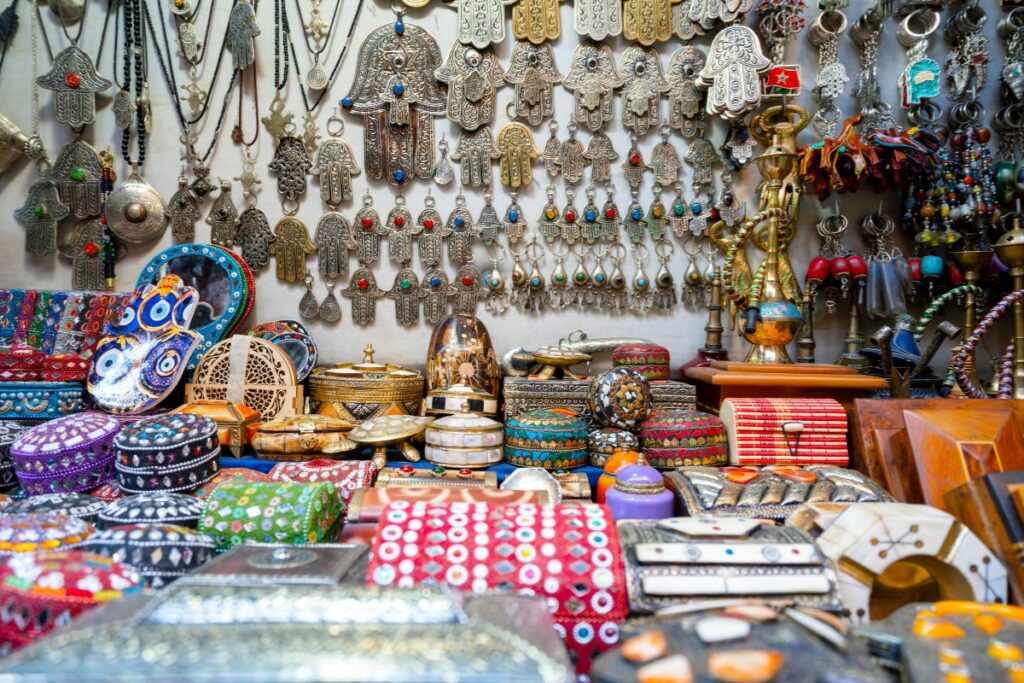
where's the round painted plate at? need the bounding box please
[247,320,317,382]
[136,244,249,371]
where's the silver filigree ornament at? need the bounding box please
[583,132,618,184]
[433,136,455,186]
[698,25,771,120]
[667,46,707,137]
[167,174,199,241]
[435,44,504,131]
[619,46,670,137]
[15,178,69,256]
[453,264,482,315]
[388,267,422,327]
[315,211,357,281]
[421,267,453,324]
[236,207,275,273]
[565,43,623,133]
[311,115,361,207]
[49,136,102,219]
[353,194,384,265]
[451,0,516,49]
[269,136,311,202]
[476,189,501,246]
[344,19,446,185]
[453,128,500,189]
[650,128,680,188]
[384,198,416,265]
[504,41,562,126]
[557,123,589,185]
[36,45,111,128]
[343,267,386,326]
[446,192,477,265]
[207,179,239,247]
[498,122,540,190]
[227,0,259,71]
[414,192,448,267]
[59,218,123,291]
[106,171,167,244]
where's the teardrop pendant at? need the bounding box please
[591,260,607,289]
[319,281,342,323]
[299,276,319,319]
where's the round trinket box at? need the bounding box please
[10,412,120,495]
[589,368,653,430]
[605,463,674,521]
[0,421,33,491]
[588,428,640,468]
[424,405,504,468]
[308,344,425,423]
[0,550,142,653]
[504,408,589,469]
[611,343,671,381]
[79,524,216,587]
[97,491,206,530]
[0,513,93,555]
[639,409,729,469]
[4,493,106,523]
[114,413,221,494]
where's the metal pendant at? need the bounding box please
[503,194,528,243]
[484,257,510,314]
[15,177,69,256]
[49,137,101,219]
[344,205,382,272]
[236,207,275,272]
[624,195,647,244]
[646,194,667,240]
[505,41,562,126]
[388,267,422,326]
[650,130,680,187]
[436,44,503,131]
[319,281,342,323]
[421,267,452,324]
[538,186,561,242]
[0,113,28,178]
[565,43,623,132]
[580,187,603,243]
[314,212,355,280]
[511,0,562,43]
[669,185,688,236]
[667,46,707,136]
[653,240,676,310]
[559,190,582,243]
[600,193,621,241]
[685,133,719,192]
[497,122,539,190]
[207,180,239,246]
[453,0,515,48]
[584,132,618,184]
[574,0,622,40]
[722,122,756,169]
[311,115,361,207]
[269,215,316,283]
[698,25,770,120]
[523,253,547,312]
[570,251,591,307]
[477,190,501,246]
[631,255,654,313]
[59,219,119,291]
[447,194,476,265]
[306,60,329,90]
[112,88,134,128]
[262,93,295,146]
[542,122,561,178]
[672,1,700,41]
[51,0,86,23]
[385,201,416,264]
[682,247,704,307]
[346,21,445,183]
[620,46,670,136]
[178,19,202,64]
[167,175,199,241]
[36,46,111,128]
[607,249,628,313]
[189,169,217,199]
[716,171,742,226]
[227,0,259,71]
[686,0,755,29]
[180,72,207,119]
[549,251,569,310]
[623,0,677,46]
[453,265,482,315]
[106,171,166,244]
[558,124,589,184]
[343,267,385,327]
[434,136,455,186]
[299,275,320,320]
[269,136,311,201]
[453,128,500,188]
[415,196,447,267]
[623,138,650,190]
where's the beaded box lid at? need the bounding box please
[114,413,221,494]
[4,493,106,522]
[0,513,93,554]
[80,524,216,587]
[114,413,218,457]
[97,491,206,530]
[589,368,653,430]
[11,412,119,457]
[10,412,120,494]
[611,343,671,381]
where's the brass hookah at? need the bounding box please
[721,107,807,364]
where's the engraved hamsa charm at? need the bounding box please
[49,137,102,219]
[565,43,623,132]
[619,46,670,136]
[36,46,111,128]
[435,44,504,131]
[504,41,563,126]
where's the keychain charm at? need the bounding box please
[623,192,647,244]
[167,174,200,241]
[498,122,540,189]
[630,243,654,314]
[436,44,504,130]
[650,128,680,187]
[646,186,668,240]
[384,196,416,264]
[653,239,677,310]
[484,248,511,314]
[542,121,561,178]
[453,128,500,188]
[549,242,570,310]
[623,136,650,190]
[343,267,385,326]
[565,43,623,132]
[414,192,448,267]
[270,215,316,283]
[207,180,239,247]
[314,212,356,281]
[620,47,670,136]
[600,187,621,241]
[559,188,582,243]
[538,185,561,242]
[581,186,603,243]
[312,114,361,206]
[447,192,477,265]
[505,41,562,125]
[503,192,529,243]
[353,193,384,265]
[681,236,705,307]
[606,242,629,312]
[389,267,422,326]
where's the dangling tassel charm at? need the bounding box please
[653,240,677,310]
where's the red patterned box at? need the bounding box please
[720,397,849,466]
[268,459,377,503]
[41,353,90,383]
[0,346,43,382]
[367,502,627,676]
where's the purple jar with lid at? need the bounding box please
[605,463,674,521]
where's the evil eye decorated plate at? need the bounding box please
[247,320,317,381]
[136,244,251,371]
[88,275,203,414]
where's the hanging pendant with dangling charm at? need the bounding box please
[503,192,528,243]
[523,238,547,312]
[414,191,447,267]
[538,185,561,243]
[681,236,704,307]
[645,185,668,240]
[623,136,649,191]
[548,242,569,310]
[483,247,510,314]
[105,170,167,245]
[299,274,320,320]
[715,170,742,227]
[606,242,629,313]
[477,188,501,246]
[433,136,455,186]
[569,245,592,307]
[447,192,476,265]
[653,239,677,310]
[559,188,581,244]
[702,241,717,306]
[509,244,529,308]
[580,186,603,243]
[207,179,239,247]
[630,243,654,314]
[167,174,199,241]
[623,192,647,245]
[388,268,422,327]
[319,280,342,324]
[589,244,609,308]
[599,186,621,242]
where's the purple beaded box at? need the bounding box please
[0,421,34,491]
[9,413,120,495]
[114,413,221,494]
